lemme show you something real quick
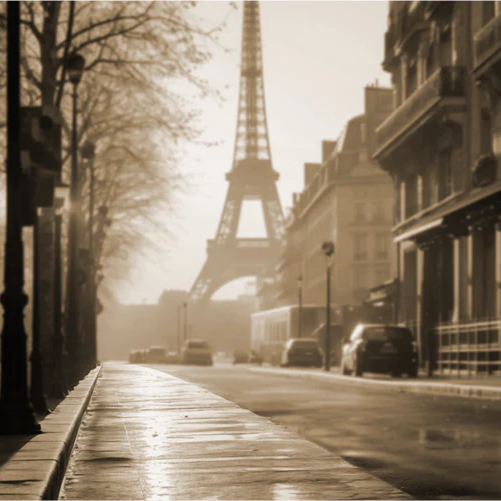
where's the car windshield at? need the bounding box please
[188,341,209,349]
[363,327,412,342]
[292,340,318,349]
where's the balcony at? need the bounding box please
[374,67,466,160]
[473,14,501,79]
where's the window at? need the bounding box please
[404,174,418,218]
[482,1,495,26]
[354,233,368,261]
[353,267,367,288]
[406,59,418,97]
[438,148,452,200]
[376,268,389,284]
[480,108,493,155]
[439,27,452,67]
[354,202,366,222]
[375,234,388,260]
[426,45,437,79]
[372,201,385,222]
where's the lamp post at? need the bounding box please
[322,241,335,372]
[65,51,86,388]
[297,276,303,338]
[177,305,181,354]
[0,2,40,433]
[81,140,96,371]
[30,205,49,415]
[49,184,69,399]
[183,302,188,342]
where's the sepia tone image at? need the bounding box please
[0,0,500,500]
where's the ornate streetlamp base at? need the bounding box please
[0,404,41,434]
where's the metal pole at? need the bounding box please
[0,2,40,433]
[325,262,331,372]
[49,213,66,398]
[177,305,181,354]
[65,84,81,388]
[88,154,97,369]
[30,211,49,414]
[183,302,187,342]
[298,281,302,338]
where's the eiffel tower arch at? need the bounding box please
[190,1,284,303]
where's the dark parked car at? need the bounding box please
[233,350,249,364]
[248,350,263,365]
[146,346,167,364]
[280,338,322,368]
[341,324,418,378]
[182,339,213,366]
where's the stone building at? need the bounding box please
[276,85,396,314]
[374,1,501,375]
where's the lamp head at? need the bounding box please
[67,51,86,85]
[81,140,95,160]
[321,240,335,257]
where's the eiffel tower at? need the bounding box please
[189,1,284,303]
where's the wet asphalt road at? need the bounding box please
[151,362,501,500]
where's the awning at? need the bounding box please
[364,279,398,306]
[393,179,501,243]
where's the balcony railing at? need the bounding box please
[474,14,501,72]
[375,67,466,155]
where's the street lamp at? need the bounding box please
[65,51,86,388]
[322,241,335,372]
[81,140,96,371]
[0,2,40,434]
[183,302,188,342]
[49,183,69,399]
[297,276,303,338]
[177,305,181,355]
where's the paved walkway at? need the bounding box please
[60,362,409,500]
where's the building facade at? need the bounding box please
[276,86,396,314]
[374,1,501,375]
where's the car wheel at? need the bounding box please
[353,356,363,377]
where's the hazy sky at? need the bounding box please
[119,1,391,305]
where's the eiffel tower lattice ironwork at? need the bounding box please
[189,1,284,303]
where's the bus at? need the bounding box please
[251,304,372,366]
[251,305,329,365]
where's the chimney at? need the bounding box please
[321,140,337,164]
[364,85,393,118]
[304,162,321,187]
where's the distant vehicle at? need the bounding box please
[182,339,213,366]
[165,352,181,364]
[248,350,263,365]
[251,305,327,366]
[341,324,418,378]
[233,350,249,364]
[280,338,322,368]
[147,346,167,364]
[128,350,140,364]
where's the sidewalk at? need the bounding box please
[60,362,409,500]
[0,367,101,500]
[250,366,501,401]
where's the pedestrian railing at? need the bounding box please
[435,318,501,376]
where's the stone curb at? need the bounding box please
[0,366,102,500]
[249,367,501,401]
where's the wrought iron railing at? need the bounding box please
[376,67,466,153]
[435,318,501,376]
[474,14,501,71]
